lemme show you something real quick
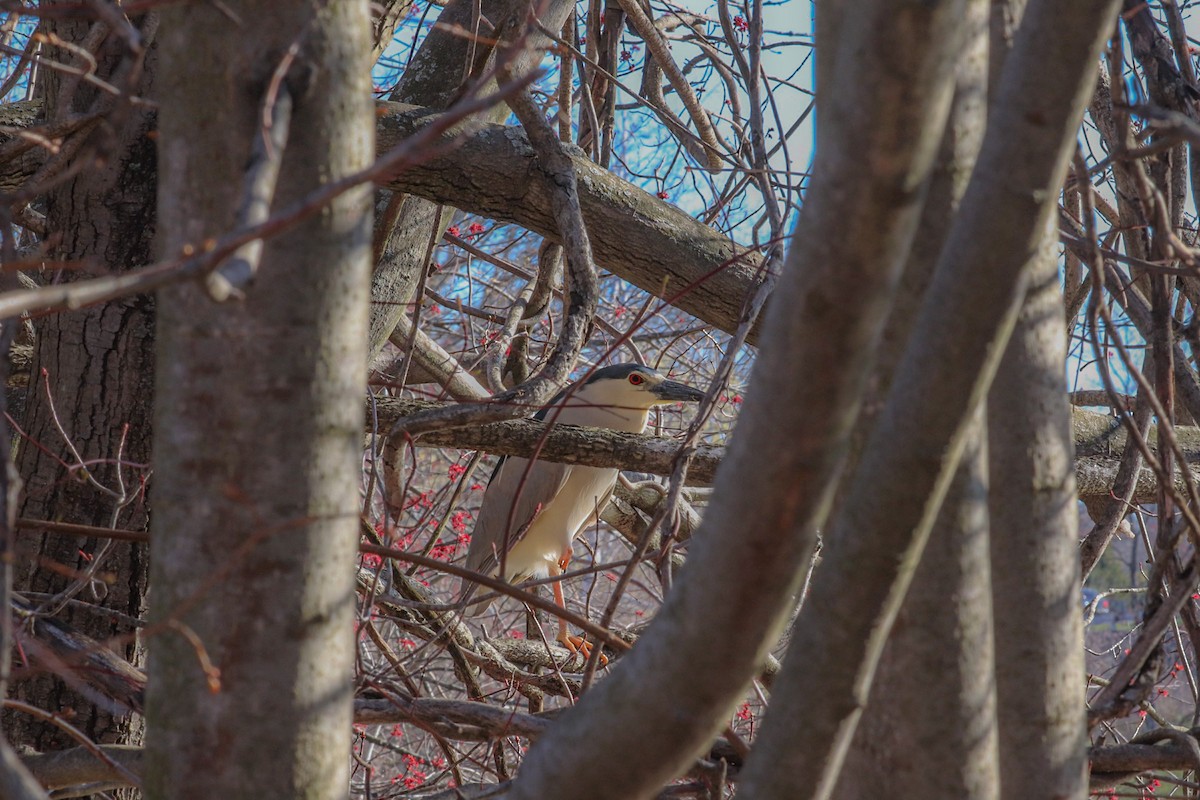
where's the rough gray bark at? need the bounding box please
[987,0,1088,795]
[8,8,156,757]
[838,419,1000,799]
[376,396,722,482]
[146,2,372,797]
[371,0,414,62]
[989,219,1087,800]
[737,1,1119,796]
[833,4,998,796]
[506,2,965,797]
[1072,405,1200,461]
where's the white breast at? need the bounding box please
[500,464,619,580]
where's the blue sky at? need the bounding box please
[374,0,811,249]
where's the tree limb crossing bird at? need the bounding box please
[462,364,706,660]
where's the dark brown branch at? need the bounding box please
[376,101,764,342]
[1090,730,1200,790]
[357,690,551,738]
[1121,0,1200,113]
[11,596,145,715]
[381,397,1200,501]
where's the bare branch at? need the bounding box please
[613,0,723,171]
[382,320,490,401]
[204,46,297,301]
[0,739,49,800]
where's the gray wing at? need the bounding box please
[461,454,572,609]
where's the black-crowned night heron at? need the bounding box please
[463,364,705,658]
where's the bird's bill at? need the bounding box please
[651,379,706,403]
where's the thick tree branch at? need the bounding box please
[1090,735,1200,789]
[366,0,577,360]
[379,397,1199,501]
[376,102,764,342]
[374,396,722,483]
[0,99,765,342]
[384,81,603,438]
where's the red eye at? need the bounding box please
[629,373,645,385]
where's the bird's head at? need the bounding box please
[573,364,707,411]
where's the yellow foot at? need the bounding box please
[558,631,608,666]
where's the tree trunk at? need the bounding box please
[988,217,1087,800]
[8,9,157,756]
[738,1,1117,796]
[146,2,372,797]
[986,2,1088,794]
[836,418,999,799]
[834,5,998,796]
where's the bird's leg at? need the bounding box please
[551,577,574,649]
[549,554,607,666]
